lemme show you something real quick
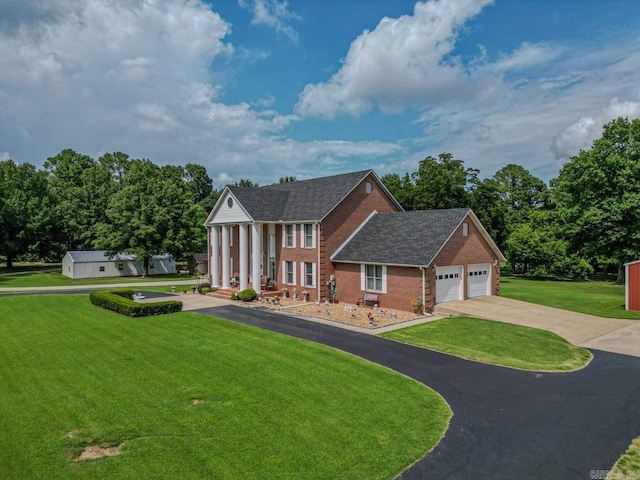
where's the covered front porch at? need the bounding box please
[207,221,278,291]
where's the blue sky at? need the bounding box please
[1,0,639,186]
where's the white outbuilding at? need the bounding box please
[62,251,175,279]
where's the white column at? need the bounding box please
[210,226,220,287]
[221,224,230,289]
[251,223,262,289]
[239,224,249,290]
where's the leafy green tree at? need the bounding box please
[278,176,297,184]
[185,163,213,203]
[96,159,204,274]
[412,153,478,210]
[469,178,508,249]
[381,172,415,210]
[45,149,117,250]
[552,117,640,284]
[236,178,258,188]
[0,160,56,267]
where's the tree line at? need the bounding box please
[381,117,640,283]
[1,117,638,281]
[0,150,221,272]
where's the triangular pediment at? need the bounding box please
[205,189,253,225]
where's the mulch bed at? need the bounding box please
[255,297,423,328]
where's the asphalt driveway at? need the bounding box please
[194,304,640,480]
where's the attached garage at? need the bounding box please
[467,263,491,298]
[436,265,463,303]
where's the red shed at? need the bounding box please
[626,260,640,311]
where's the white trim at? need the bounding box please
[283,223,296,248]
[239,224,248,290]
[301,262,316,288]
[302,223,315,249]
[362,264,386,293]
[283,260,296,285]
[335,259,428,268]
[210,226,220,287]
[624,259,640,266]
[204,187,254,226]
[626,263,630,310]
[330,210,378,260]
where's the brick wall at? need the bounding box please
[334,264,424,313]
[275,223,320,301]
[320,173,400,301]
[432,215,501,299]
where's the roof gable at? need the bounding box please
[331,209,504,266]
[205,189,254,225]
[205,170,401,224]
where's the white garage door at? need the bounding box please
[467,263,491,298]
[436,266,463,303]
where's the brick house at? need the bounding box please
[204,170,505,312]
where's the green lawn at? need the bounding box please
[381,317,592,371]
[609,438,640,479]
[0,295,450,479]
[500,275,640,320]
[0,271,197,289]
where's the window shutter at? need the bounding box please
[312,224,317,248]
[300,262,305,286]
[282,225,286,248]
[300,224,305,248]
[312,262,316,287]
[292,224,297,248]
[381,266,387,293]
[293,261,297,285]
[360,264,366,291]
[281,261,286,284]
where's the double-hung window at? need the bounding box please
[285,261,295,284]
[304,224,314,248]
[285,224,295,247]
[366,265,383,291]
[304,262,314,287]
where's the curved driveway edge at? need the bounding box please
[436,296,640,357]
[194,304,640,480]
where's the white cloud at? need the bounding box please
[293,0,640,179]
[238,0,299,42]
[0,151,11,161]
[551,98,640,160]
[0,0,400,183]
[296,0,494,117]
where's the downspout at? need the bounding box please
[317,222,321,302]
[420,266,427,316]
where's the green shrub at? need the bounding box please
[230,292,239,300]
[237,288,257,302]
[200,287,209,294]
[196,283,212,294]
[89,290,182,317]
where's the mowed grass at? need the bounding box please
[0,271,197,289]
[609,438,640,479]
[381,317,592,371]
[0,296,450,480]
[500,276,640,320]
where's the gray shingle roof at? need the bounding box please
[66,251,173,263]
[192,253,208,263]
[331,209,470,266]
[229,170,373,222]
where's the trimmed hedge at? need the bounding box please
[196,283,212,294]
[237,288,257,302]
[89,289,182,317]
